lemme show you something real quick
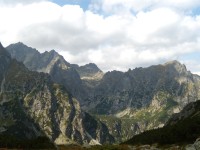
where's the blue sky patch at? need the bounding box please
[51,0,91,10]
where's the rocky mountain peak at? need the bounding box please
[6,42,40,66]
[163,60,188,75]
[6,43,72,72]
[84,63,101,71]
[46,49,59,57]
[13,41,26,47]
[164,60,181,65]
[77,63,103,74]
[77,63,104,80]
[163,60,185,68]
[9,42,38,53]
[42,50,60,64]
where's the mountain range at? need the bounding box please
[0,42,114,148]
[1,42,200,147]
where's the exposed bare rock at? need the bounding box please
[1,43,114,145]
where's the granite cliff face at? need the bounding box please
[6,42,200,143]
[72,63,104,80]
[0,43,114,145]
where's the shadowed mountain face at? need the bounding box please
[0,43,114,146]
[123,100,200,146]
[6,42,200,143]
[0,42,43,140]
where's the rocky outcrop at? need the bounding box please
[72,63,104,80]
[1,43,114,145]
[6,42,70,73]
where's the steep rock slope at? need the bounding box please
[123,100,200,146]
[71,63,104,98]
[0,43,43,140]
[72,63,104,80]
[6,42,70,73]
[6,42,87,103]
[0,43,114,145]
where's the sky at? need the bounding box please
[0,0,200,74]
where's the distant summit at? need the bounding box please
[163,60,179,64]
[6,42,69,72]
[163,60,188,76]
[75,63,104,80]
[84,63,101,70]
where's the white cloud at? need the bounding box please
[0,0,200,73]
[0,0,47,6]
[100,0,200,14]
